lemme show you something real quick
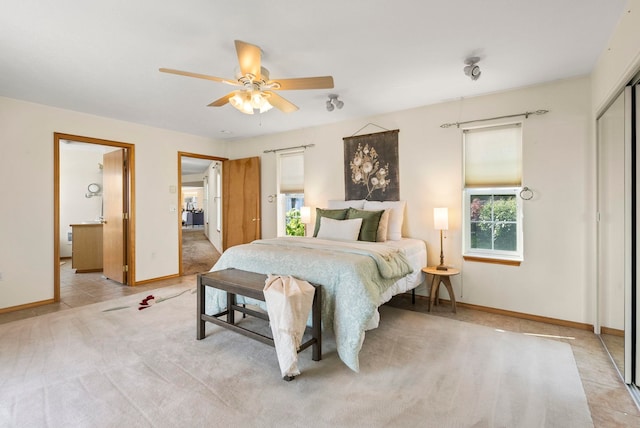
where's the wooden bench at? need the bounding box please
[197,268,322,366]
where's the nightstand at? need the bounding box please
[422,267,460,313]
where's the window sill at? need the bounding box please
[463,255,521,267]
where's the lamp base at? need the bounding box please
[436,265,448,271]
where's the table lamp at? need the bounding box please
[434,207,449,271]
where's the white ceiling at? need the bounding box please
[182,156,215,176]
[0,1,628,141]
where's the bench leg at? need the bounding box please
[227,291,235,324]
[197,274,206,340]
[311,287,322,361]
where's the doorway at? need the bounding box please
[178,152,225,276]
[54,133,135,302]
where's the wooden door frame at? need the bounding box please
[178,152,226,276]
[53,133,136,301]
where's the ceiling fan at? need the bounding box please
[160,40,334,114]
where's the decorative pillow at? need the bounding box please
[313,208,348,237]
[345,208,384,242]
[316,217,363,241]
[376,209,390,242]
[362,200,406,240]
[327,199,367,210]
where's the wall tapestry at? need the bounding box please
[343,129,399,201]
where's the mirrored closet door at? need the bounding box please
[597,78,638,393]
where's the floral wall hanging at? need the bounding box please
[343,129,399,201]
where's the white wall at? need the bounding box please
[592,0,640,114]
[59,147,106,257]
[227,77,595,324]
[0,96,226,310]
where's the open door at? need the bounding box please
[54,133,135,302]
[103,148,128,283]
[222,156,261,250]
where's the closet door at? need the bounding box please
[597,88,631,383]
[635,81,640,387]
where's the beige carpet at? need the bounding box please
[0,285,593,427]
[182,229,220,275]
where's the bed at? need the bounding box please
[204,200,427,372]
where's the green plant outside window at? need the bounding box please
[469,194,517,251]
[285,207,305,236]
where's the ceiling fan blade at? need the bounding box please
[208,92,234,107]
[235,40,261,80]
[271,76,334,90]
[159,68,239,86]
[265,91,298,113]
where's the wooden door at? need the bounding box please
[103,149,128,283]
[222,156,261,250]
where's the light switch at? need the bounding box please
[169,185,177,194]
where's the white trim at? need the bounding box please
[462,187,524,261]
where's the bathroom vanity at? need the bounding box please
[70,223,103,272]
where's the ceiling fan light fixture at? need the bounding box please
[229,91,254,114]
[160,40,333,114]
[229,90,273,114]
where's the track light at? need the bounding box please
[326,99,334,111]
[326,94,343,112]
[463,57,481,81]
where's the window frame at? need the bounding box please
[462,187,524,262]
[276,149,305,237]
[462,122,524,264]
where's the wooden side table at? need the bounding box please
[422,267,460,313]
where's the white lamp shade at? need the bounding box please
[434,207,449,230]
[300,206,311,224]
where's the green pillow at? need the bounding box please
[346,208,384,242]
[313,208,348,237]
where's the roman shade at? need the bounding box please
[278,150,304,193]
[464,123,522,187]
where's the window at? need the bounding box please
[463,124,523,263]
[277,150,305,236]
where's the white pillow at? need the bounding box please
[363,201,406,240]
[327,199,366,209]
[316,217,363,241]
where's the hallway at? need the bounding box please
[181,228,221,276]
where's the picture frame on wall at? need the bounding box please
[343,129,399,201]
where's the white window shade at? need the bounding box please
[464,124,522,187]
[278,151,304,194]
